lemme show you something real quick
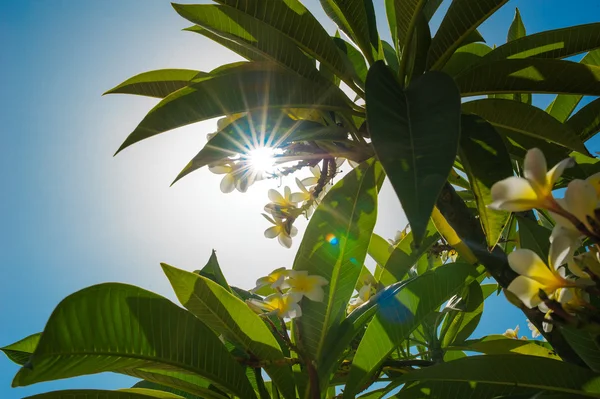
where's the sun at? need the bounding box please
[247,147,277,174]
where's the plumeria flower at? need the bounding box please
[262,213,297,248]
[388,228,409,246]
[536,287,590,333]
[489,148,574,212]
[570,248,600,278]
[282,270,329,302]
[209,160,262,193]
[264,186,298,219]
[506,236,578,308]
[347,283,375,314]
[251,267,290,293]
[247,293,302,319]
[502,325,521,339]
[300,165,321,188]
[551,178,600,239]
[290,178,318,217]
[526,319,542,339]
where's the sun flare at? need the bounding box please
[247,147,277,174]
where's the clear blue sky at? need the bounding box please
[1,1,600,398]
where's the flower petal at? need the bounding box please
[264,226,280,239]
[507,276,546,308]
[290,192,308,203]
[302,177,319,187]
[508,249,559,286]
[546,156,575,187]
[209,165,232,174]
[564,179,597,229]
[285,302,302,319]
[268,189,285,204]
[310,165,321,178]
[290,225,298,237]
[304,286,325,302]
[278,234,293,248]
[284,186,291,199]
[523,148,548,192]
[490,177,539,211]
[549,234,574,270]
[308,275,329,287]
[220,174,236,193]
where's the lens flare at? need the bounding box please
[247,147,276,174]
[325,233,338,245]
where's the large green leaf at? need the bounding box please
[391,355,600,398]
[507,8,526,43]
[567,97,600,142]
[459,114,512,249]
[440,281,484,347]
[195,250,232,293]
[385,0,427,74]
[105,69,208,98]
[456,59,600,98]
[561,327,600,373]
[375,221,440,286]
[115,63,353,154]
[461,99,588,154]
[427,0,508,70]
[450,335,560,359]
[481,23,600,63]
[517,216,551,259]
[442,43,492,77]
[132,381,207,399]
[367,232,393,270]
[422,0,443,21]
[342,262,478,398]
[292,159,384,368]
[319,0,379,65]
[1,333,40,366]
[173,4,322,83]
[546,49,600,122]
[213,0,356,87]
[333,36,368,85]
[162,263,296,399]
[173,112,346,183]
[404,11,431,82]
[11,283,256,399]
[23,389,186,399]
[366,61,461,244]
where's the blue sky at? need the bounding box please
[1,1,600,398]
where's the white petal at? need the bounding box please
[290,192,307,203]
[304,286,325,302]
[264,226,280,239]
[284,186,291,199]
[310,165,321,178]
[568,258,588,278]
[508,249,557,285]
[209,165,231,174]
[523,148,548,191]
[490,177,539,211]
[543,320,553,333]
[220,174,236,193]
[564,179,597,228]
[302,177,319,187]
[268,189,285,204]
[285,302,302,319]
[262,212,276,224]
[296,177,309,193]
[549,234,574,270]
[546,157,575,187]
[290,226,298,237]
[278,234,293,248]
[507,276,546,308]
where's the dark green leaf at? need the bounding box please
[196,250,232,293]
[333,36,368,85]
[115,63,353,155]
[517,216,551,259]
[132,381,207,399]
[440,281,484,346]
[567,97,600,142]
[405,11,431,82]
[23,389,187,399]
[561,327,600,373]
[1,333,40,366]
[459,114,512,248]
[292,159,384,368]
[452,335,560,359]
[343,262,478,398]
[11,283,255,399]
[422,0,443,21]
[442,43,492,77]
[507,8,526,43]
[366,62,461,244]
[382,40,399,73]
[427,0,508,70]
[461,99,588,154]
[385,0,427,62]
[105,69,208,98]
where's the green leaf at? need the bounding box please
[440,281,484,347]
[319,0,380,65]
[561,327,600,373]
[382,40,399,73]
[1,333,40,366]
[342,262,478,398]
[366,61,461,244]
[23,389,186,399]
[213,0,356,87]
[162,264,296,399]
[481,24,600,63]
[459,114,512,249]
[507,8,526,43]
[173,4,323,83]
[132,381,207,399]
[422,0,443,21]
[393,355,600,398]
[567,97,600,142]
[404,11,431,82]
[12,283,256,399]
[461,99,588,154]
[451,335,560,359]
[546,49,600,122]
[367,232,393,269]
[115,62,353,155]
[427,0,508,70]
[292,159,384,367]
[385,0,427,61]
[375,221,440,286]
[333,36,368,85]
[517,216,551,259]
[442,43,493,77]
[196,250,232,293]
[104,69,208,98]
[456,59,600,99]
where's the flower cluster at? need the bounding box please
[347,276,376,314]
[246,268,328,319]
[490,148,600,333]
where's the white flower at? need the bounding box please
[281,270,329,302]
[247,293,302,319]
[251,267,290,292]
[550,177,600,239]
[347,283,374,314]
[208,160,262,193]
[489,148,573,212]
[503,325,520,339]
[264,186,298,219]
[262,213,297,248]
[526,319,541,339]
